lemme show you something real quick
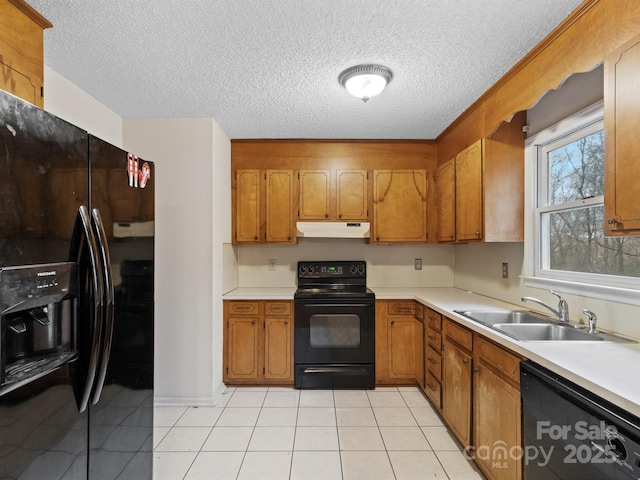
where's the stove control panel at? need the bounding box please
[298,261,366,279]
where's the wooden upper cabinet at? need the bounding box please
[372,169,428,243]
[299,168,368,221]
[436,112,525,243]
[605,33,640,235]
[0,0,52,108]
[436,158,455,242]
[455,140,484,241]
[234,169,261,243]
[265,169,295,243]
[299,169,330,220]
[336,169,368,220]
[233,169,295,244]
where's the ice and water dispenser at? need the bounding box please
[0,263,77,392]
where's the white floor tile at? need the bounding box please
[388,451,448,479]
[175,407,224,427]
[290,451,342,480]
[399,390,431,407]
[299,390,335,407]
[366,390,406,407]
[215,407,260,426]
[338,426,385,451]
[201,426,253,451]
[421,426,462,451]
[410,406,444,427]
[237,451,292,480]
[256,407,298,426]
[226,391,267,408]
[183,451,244,480]
[341,451,395,480]
[333,390,371,408]
[297,407,336,426]
[153,452,196,480]
[436,450,485,479]
[154,426,211,452]
[373,407,417,426]
[153,427,170,449]
[248,426,295,451]
[263,390,300,408]
[213,391,233,407]
[153,406,187,427]
[379,426,431,451]
[336,407,377,427]
[294,426,339,451]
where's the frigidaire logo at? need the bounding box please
[37,271,56,277]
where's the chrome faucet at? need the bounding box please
[521,289,569,323]
[583,309,598,334]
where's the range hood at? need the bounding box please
[296,221,370,238]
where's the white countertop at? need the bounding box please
[223,286,640,418]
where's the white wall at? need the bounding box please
[237,241,454,288]
[123,118,226,405]
[44,66,122,145]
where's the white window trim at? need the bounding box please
[522,100,640,306]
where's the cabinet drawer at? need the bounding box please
[414,303,424,320]
[426,346,442,379]
[264,301,291,316]
[425,308,442,330]
[425,371,441,409]
[387,301,416,316]
[426,326,442,350]
[476,336,521,385]
[227,301,259,315]
[444,318,473,352]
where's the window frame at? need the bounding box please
[523,100,640,306]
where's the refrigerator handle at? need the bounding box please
[90,208,114,405]
[76,206,105,413]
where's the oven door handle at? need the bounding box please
[303,367,370,374]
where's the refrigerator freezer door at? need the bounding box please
[88,136,154,479]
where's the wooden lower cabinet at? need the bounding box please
[223,300,293,385]
[442,325,473,447]
[472,336,522,480]
[376,300,424,386]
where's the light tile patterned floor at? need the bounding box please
[153,386,485,480]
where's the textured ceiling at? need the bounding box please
[26,0,585,139]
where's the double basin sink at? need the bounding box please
[454,310,633,343]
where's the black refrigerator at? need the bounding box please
[0,89,154,479]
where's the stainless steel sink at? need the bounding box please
[454,310,550,326]
[492,323,606,341]
[454,309,635,343]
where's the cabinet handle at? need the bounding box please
[428,358,436,365]
[608,218,617,226]
[254,236,258,240]
[463,358,469,365]
[284,321,289,325]
[251,320,256,325]
[428,335,436,341]
[338,213,343,219]
[390,320,395,325]
[325,213,329,218]
[475,231,480,237]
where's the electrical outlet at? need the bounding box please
[414,258,422,270]
[268,259,277,271]
[502,262,509,279]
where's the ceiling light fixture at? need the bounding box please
[339,64,392,103]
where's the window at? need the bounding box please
[525,102,640,303]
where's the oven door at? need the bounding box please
[294,299,375,388]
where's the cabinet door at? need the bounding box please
[414,319,424,389]
[605,34,640,235]
[265,170,295,243]
[473,363,522,480]
[336,169,368,220]
[226,316,260,381]
[373,170,427,243]
[436,159,455,242]
[264,317,293,381]
[442,339,472,446]
[455,140,483,241]
[299,170,330,220]
[387,316,415,379]
[234,169,261,243]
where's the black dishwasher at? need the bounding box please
[521,361,640,479]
